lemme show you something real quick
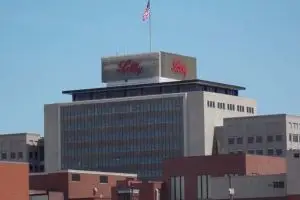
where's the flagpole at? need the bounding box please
[149,0,152,52]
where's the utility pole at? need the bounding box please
[228,174,235,200]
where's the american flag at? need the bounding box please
[142,0,150,21]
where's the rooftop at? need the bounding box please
[30,169,137,177]
[62,79,246,95]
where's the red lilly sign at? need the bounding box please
[171,59,187,77]
[117,60,143,75]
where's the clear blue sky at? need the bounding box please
[0,0,299,134]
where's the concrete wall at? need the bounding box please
[44,104,61,173]
[186,92,205,156]
[286,149,300,195]
[202,91,257,155]
[0,133,41,162]
[286,115,300,150]
[217,114,289,156]
[210,174,286,199]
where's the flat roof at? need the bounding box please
[62,79,246,95]
[0,132,41,137]
[30,169,137,177]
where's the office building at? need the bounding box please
[0,133,44,172]
[215,114,300,157]
[45,51,256,179]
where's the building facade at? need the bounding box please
[30,170,137,200]
[0,133,44,172]
[163,154,288,200]
[215,114,300,157]
[44,52,257,180]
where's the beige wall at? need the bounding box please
[202,91,257,155]
[286,115,300,150]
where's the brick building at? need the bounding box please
[162,153,300,200]
[29,170,137,200]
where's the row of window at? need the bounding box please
[71,174,108,183]
[0,151,44,161]
[229,148,283,156]
[288,122,300,130]
[207,100,255,114]
[288,133,300,142]
[62,115,182,131]
[228,135,283,145]
[63,97,183,116]
[1,152,23,160]
[73,84,239,102]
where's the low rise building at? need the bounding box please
[30,170,137,200]
[163,151,300,200]
[0,133,44,172]
[215,114,300,156]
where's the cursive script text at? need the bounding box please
[171,59,187,77]
[117,60,143,75]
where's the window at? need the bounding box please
[247,137,254,144]
[217,102,225,109]
[275,149,283,156]
[1,152,7,159]
[247,150,255,154]
[100,175,108,183]
[267,149,274,155]
[256,150,263,155]
[273,181,285,188]
[294,153,300,158]
[40,165,45,172]
[256,136,263,143]
[227,104,235,111]
[207,101,215,108]
[237,105,245,112]
[275,135,283,142]
[10,152,16,159]
[29,165,33,172]
[71,174,80,181]
[29,152,33,159]
[197,175,210,200]
[237,137,243,144]
[289,134,292,141]
[246,107,254,114]
[293,134,298,142]
[267,135,273,142]
[171,176,185,200]
[228,138,235,145]
[18,152,23,159]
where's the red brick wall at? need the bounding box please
[245,155,286,175]
[30,173,69,196]
[0,162,29,200]
[30,171,135,200]
[68,173,130,199]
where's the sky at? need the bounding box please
[0,0,299,134]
